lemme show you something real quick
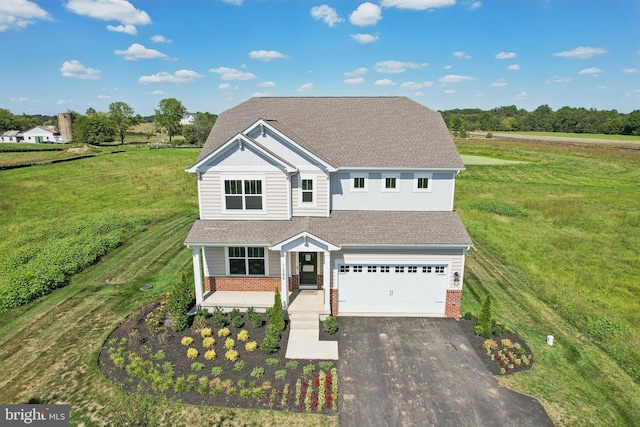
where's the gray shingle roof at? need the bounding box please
[195,97,464,169]
[184,211,472,247]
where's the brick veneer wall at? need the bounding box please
[445,289,462,319]
[205,276,280,292]
[317,275,323,290]
[330,289,338,316]
[290,275,299,290]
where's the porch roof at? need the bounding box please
[184,211,473,248]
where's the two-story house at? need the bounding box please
[184,97,472,319]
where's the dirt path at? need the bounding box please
[468,132,640,149]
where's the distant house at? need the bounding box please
[21,126,65,143]
[180,114,195,126]
[1,130,21,142]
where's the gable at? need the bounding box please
[201,140,290,172]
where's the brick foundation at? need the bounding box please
[205,276,280,292]
[330,288,338,316]
[445,289,462,319]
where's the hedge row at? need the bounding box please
[0,215,149,312]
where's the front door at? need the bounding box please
[299,252,317,289]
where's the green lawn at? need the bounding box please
[0,141,638,426]
[495,131,640,141]
[456,139,640,425]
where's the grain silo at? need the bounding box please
[57,112,73,143]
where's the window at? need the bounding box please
[408,266,417,273]
[422,266,432,273]
[228,247,265,275]
[224,178,263,210]
[395,266,404,273]
[380,266,390,273]
[367,265,377,273]
[353,265,363,273]
[350,173,368,191]
[339,265,349,273]
[301,179,313,203]
[413,173,433,192]
[385,177,396,189]
[435,266,445,274]
[382,173,400,192]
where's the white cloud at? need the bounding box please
[546,76,572,84]
[115,43,168,60]
[107,24,136,35]
[218,83,232,90]
[97,94,111,99]
[400,81,433,89]
[298,83,314,92]
[552,46,607,59]
[597,85,607,90]
[495,51,516,60]
[253,91,270,97]
[66,0,151,35]
[469,1,482,10]
[443,65,452,70]
[351,33,379,44]
[0,0,51,32]
[151,34,171,43]
[623,68,639,74]
[625,89,640,98]
[9,97,29,102]
[490,78,508,87]
[139,69,203,84]
[310,5,343,27]
[439,74,475,83]
[209,67,256,80]
[259,81,276,87]
[60,60,101,80]
[148,90,164,96]
[453,51,471,59]
[444,89,456,94]
[344,77,365,84]
[248,50,289,61]
[345,67,368,77]
[221,0,243,5]
[515,91,528,100]
[57,100,66,105]
[350,2,382,26]
[374,60,423,73]
[375,79,396,86]
[579,67,602,76]
[507,64,520,71]
[381,0,455,10]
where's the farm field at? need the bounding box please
[493,131,640,141]
[0,140,638,425]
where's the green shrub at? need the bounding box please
[266,358,279,367]
[213,307,227,327]
[250,367,265,379]
[303,364,315,375]
[240,389,251,398]
[323,316,338,334]
[285,360,299,370]
[478,295,493,338]
[145,304,166,334]
[493,323,505,336]
[265,323,280,339]
[274,369,287,379]
[151,350,165,360]
[319,361,333,370]
[252,388,265,399]
[231,315,244,328]
[191,310,208,330]
[250,311,263,328]
[211,366,223,377]
[463,311,474,321]
[260,334,279,354]
[165,271,193,332]
[233,360,245,371]
[474,325,484,336]
[269,288,286,332]
[191,362,205,371]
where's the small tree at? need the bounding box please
[154,98,186,143]
[477,294,493,338]
[109,101,141,145]
[269,288,285,332]
[165,271,193,332]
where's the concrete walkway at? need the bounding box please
[285,291,339,360]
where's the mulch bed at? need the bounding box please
[459,317,534,376]
[98,302,339,413]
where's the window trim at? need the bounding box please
[381,173,400,193]
[350,172,369,192]
[225,246,269,276]
[298,174,317,207]
[221,175,266,212]
[413,172,433,193]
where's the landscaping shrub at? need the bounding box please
[269,288,285,332]
[181,336,193,346]
[463,311,474,321]
[202,337,215,348]
[191,309,208,330]
[323,316,338,335]
[186,348,198,359]
[145,304,166,334]
[210,366,223,377]
[237,329,249,342]
[231,314,244,328]
[204,350,216,360]
[260,334,279,354]
[200,328,212,338]
[245,341,258,352]
[165,271,193,332]
[213,307,227,327]
[217,327,230,338]
[225,349,239,362]
[478,294,493,338]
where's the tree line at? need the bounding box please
[441,105,640,136]
[0,98,217,145]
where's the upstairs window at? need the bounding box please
[413,173,433,192]
[382,173,400,192]
[301,179,314,203]
[224,178,263,210]
[228,247,265,275]
[350,173,369,192]
[385,177,397,189]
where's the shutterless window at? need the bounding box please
[385,177,397,189]
[380,266,390,273]
[244,180,262,210]
[224,179,263,210]
[228,246,265,275]
[301,179,313,202]
[353,177,365,189]
[417,177,429,189]
[224,180,243,210]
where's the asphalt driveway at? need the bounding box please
[337,317,554,427]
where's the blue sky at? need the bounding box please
[1,0,639,116]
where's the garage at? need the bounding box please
[337,263,448,315]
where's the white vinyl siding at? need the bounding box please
[203,247,226,276]
[331,171,455,211]
[292,172,329,217]
[199,171,289,220]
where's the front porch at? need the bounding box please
[200,290,292,313]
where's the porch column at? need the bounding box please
[280,250,289,309]
[323,249,331,313]
[191,246,204,307]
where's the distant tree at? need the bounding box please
[183,112,217,145]
[154,98,187,143]
[85,107,97,116]
[108,101,141,145]
[72,112,115,144]
[0,108,18,132]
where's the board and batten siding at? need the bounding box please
[199,170,289,220]
[291,172,329,217]
[330,172,455,211]
[334,247,465,288]
[202,247,280,277]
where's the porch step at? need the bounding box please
[289,312,320,330]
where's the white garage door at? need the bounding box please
[338,264,448,315]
